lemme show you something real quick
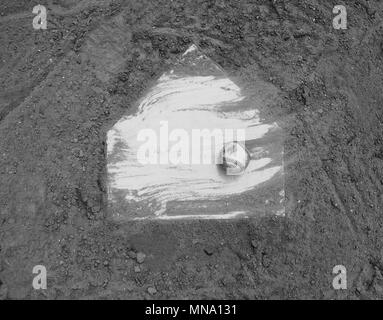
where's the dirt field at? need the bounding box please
[0,0,383,299]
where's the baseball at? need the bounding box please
[220,141,250,175]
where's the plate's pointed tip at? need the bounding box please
[182,44,198,56]
[164,43,225,78]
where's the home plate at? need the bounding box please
[107,44,285,220]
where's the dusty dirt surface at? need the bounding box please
[0,0,383,299]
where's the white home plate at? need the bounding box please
[107,45,284,220]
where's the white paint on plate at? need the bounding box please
[134,211,248,220]
[107,45,283,218]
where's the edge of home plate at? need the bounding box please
[107,44,285,220]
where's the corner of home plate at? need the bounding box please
[106,44,285,221]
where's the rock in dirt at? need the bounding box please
[134,266,141,273]
[147,287,157,295]
[136,252,146,264]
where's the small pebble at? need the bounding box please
[147,287,157,295]
[136,252,146,264]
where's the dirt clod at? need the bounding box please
[136,252,146,264]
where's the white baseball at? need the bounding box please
[220,141,250,175]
